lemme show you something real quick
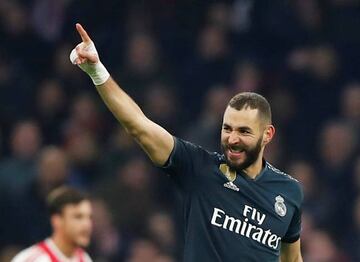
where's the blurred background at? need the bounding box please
[0,0,359,261]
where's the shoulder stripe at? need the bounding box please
[266,162,299,182]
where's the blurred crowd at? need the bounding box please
[0,0,359,261]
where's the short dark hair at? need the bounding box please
[228,92,272,124]
[47,186,88,216]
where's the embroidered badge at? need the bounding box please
[274,195,287,217]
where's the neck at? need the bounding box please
[51,234,77,258]
[243,153,264,179]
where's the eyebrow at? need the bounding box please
[223,123,253,132]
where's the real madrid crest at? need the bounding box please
[219,163,236,182]
[274,195,287,217]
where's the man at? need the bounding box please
[12,186,93,262]
[70,23,303,262]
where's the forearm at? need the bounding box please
[96,77,147,136]
[280,255,303,262]
[280,240,303,262]
[96,77,173,165]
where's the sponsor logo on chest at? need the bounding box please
[210,205,282,250]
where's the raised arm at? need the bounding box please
[70,23,174,165]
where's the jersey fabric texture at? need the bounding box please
[11,238,92,262]
[161,137,303,262]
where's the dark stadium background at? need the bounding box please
[0,0,359,261]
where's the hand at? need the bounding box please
[70,23,99,65]
[70,23,110,85]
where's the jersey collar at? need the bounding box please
[238,159,268,181]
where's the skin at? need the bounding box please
[280,240,303,262]
[221,106,273,178]
[51,200,92,258]
[73,23,302,261]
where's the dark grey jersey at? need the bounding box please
[161,138,303,262]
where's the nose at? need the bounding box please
[228,132,240,145]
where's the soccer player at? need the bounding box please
[12,186,93,262]
[70,24,303,262]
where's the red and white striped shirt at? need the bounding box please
[11,238,92,262]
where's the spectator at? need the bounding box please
[0,120,41,195]
[2,146,70,246]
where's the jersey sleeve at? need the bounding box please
[160,137,208,191]
[84,252,93,262]
[11,249,50,262]
[282,206,302,243]
[282,184,304,243]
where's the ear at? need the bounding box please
[51,214,62,231]
[263,125,275,145]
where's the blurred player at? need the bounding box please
[70,24,303,261]
[12,186,93,262]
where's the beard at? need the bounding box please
[221,137,263,173]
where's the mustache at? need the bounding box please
[225,144,248,151]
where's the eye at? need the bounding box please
[239,128,252,134]
[222,125,231,132]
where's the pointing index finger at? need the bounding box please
[76,23,92,43]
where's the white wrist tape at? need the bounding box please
[69,42,110,86]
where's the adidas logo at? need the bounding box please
[223,182,239,192]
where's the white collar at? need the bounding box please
[45,238,78,261]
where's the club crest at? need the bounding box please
[219,164,236,182]
[274,195,286,217]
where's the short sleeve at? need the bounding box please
[282,183,304,243]
[160,137,208,191]
[282,206,302,243]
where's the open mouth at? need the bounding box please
[229,148,244,153]
[228,147,245,158]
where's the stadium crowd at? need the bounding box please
[0,0,359,261]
